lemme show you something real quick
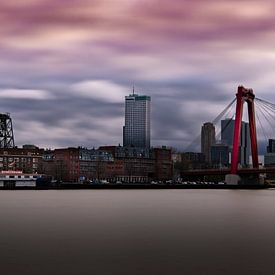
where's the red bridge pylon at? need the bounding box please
[231,86,259,174]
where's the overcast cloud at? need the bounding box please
[1,0,275,151]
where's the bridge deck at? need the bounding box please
[182,168,275,176]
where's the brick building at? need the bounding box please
[99,145,173,182]
[41,146,173,183]
[154,147,173,181]
[42,147,114,182]
[0,145,44,173]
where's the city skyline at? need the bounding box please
[1,1,275,150]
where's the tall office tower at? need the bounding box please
[123,92,151,148]
[221,119,250,167]
[221,119,235,147]
[201,122,215,163]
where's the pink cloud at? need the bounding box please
[0,0,275,148]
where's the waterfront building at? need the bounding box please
[42,145,172,183]
[264,139,275,167]
[201,122,215,163]
[0,146,44,174]
[123,92,151,148]
[264,153,275,167]
[99,145,154,182]
[267,139,275,153]
[154,147,173,181]
[210,144,230,168]
[42,147,114,182]
[99,145,173,182]
[181,152,206,170]
[172,153,182,163]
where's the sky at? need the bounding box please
[1,0,275,151]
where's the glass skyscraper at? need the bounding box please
[123,93,151,148]
[221,119,251,167]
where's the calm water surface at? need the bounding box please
[1,189,275,275]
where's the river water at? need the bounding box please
[0,189,275,274]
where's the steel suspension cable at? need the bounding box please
[254,101,269,141]
[214,99,236,140]
[257,102,275,140]
[256,101,275,127]
[212,98,236,126]
[255,99,275,121]
[254,100,274,139]
[256,98,275,113]
[184,98,236,152]
[255,99,275,127]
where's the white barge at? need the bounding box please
[0,170,42,187]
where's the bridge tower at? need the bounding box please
[226,86,259,184]
[231,86,259,174]
[0,113,15,148]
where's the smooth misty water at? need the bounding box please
[1,190,275,275]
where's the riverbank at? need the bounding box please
[0,183,271,190]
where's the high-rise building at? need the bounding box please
[267,139,275,153]
[221,119,235,147]
[201,122,215,163]
[264,139,275,167]
[123,92,151,148]
[221,119,251,167]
